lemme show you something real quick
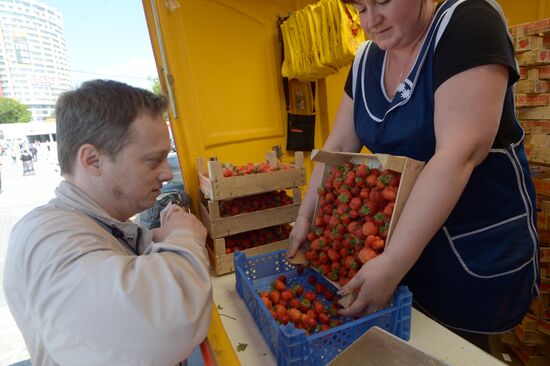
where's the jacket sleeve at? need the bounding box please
[23,213,212,366]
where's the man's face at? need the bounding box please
[100,112,173,221]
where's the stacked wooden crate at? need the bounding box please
[501,20,550,366]
[196,151,306,275]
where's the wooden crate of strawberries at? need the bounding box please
[197,151,305,201]
[199,188,301,239]
[207,224,292,275]
[197,151,306,275]
[303,150,424,289]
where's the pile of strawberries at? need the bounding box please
[306,161,401,286]
[222,162,292,177]
[220,224,292,254]
[259,273,343,335]
[218,190,293,217]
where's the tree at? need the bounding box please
[149,76,162,96]
[0,97,32,123]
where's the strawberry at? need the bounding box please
[261,296,273,309]
[366,174,378,187]
[288,298,300,309]
[362,221,378,236]
[313,300,325,314]
[358,247,378,263]
[337,190,351,204]
[369,189,384,204]
[281,289,294,301]
[373,212,386,226]
[382,186,397,202]
[274,279,286,291]
[287,308,301,323]
[327,248,341,262]
[349,197,362,210]
[304,291,317,302]
[223,168,233,177]
[299,299,312,313]
[269,290,281,304]
[344,255,359,270]
[318,313,330,325]
[315,282,326,295]
[382,202,394,217]
[323,290,335,301]
[355,164,369,178]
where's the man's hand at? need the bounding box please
[337,253,401,317]
[153,208,207,244]
[159,203,183,227]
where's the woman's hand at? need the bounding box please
[287,215,311,257]
[337,253,402,317]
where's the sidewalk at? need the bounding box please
[0,152,62,366]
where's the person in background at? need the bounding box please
[288,0,539,352]
[10,148,17,164]
[3,80,212,366]
[29,144,38,162]
[20,149,34,175]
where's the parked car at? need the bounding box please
[137,152,191,229]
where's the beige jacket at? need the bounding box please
[3,181,212,366]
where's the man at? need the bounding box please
[3,80,212,366]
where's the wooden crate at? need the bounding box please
[516,36,550,53]
[538,212,550,230]
[538,229,550,246]
[207,239,289,276]
[515,323,547,345]
[542,247,550,263]
[509,345,550,366]
[197,151,306,201]
[517,94,550,108]
[516,49,550,67]
[199,188,301,238]
[527,18,550,36]
[515,81,550,95]
[534,178,550,197]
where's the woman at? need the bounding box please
[288,0,539,350]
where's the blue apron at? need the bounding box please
[352,0,540,333]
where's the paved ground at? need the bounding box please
[0,149,62,366]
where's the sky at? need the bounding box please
[43,0,158,90]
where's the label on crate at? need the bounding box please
[516,49,550,66]
[516,36,550,53]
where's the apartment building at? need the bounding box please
[0,0,71,122]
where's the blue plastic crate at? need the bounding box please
[234,250,412,366]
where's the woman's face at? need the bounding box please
[351,0,430,51]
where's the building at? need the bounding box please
[0,0,71,122]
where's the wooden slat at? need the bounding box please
[207,239,289,276]
[201,202,300,239]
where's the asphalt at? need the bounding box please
[0,148,62,366]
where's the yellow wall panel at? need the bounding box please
[498,0,550,24]
[143,0,314,208]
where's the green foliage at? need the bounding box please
[149,76,162,96]
[0,97,32,123]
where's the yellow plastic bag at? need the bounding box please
[280,0,364,80]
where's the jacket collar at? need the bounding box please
[55,180,153,253]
